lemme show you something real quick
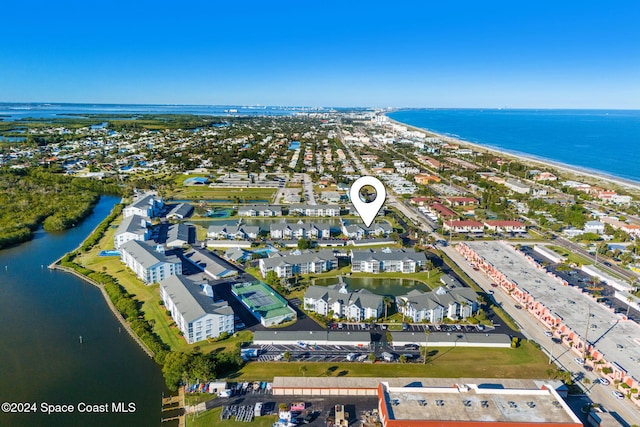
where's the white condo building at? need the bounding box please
[123,192,164,219]
[114,214,150,249]
[120,240,182,284]
[160,275,234,344]
[304,282,383,322]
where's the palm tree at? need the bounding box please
[397,298,408,323]
[299,365,307,378]
[423,330,431,365]
[627,295,634,318]
[383,296,392,320]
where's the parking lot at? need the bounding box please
[327,321,491,334]
[521,246,639,322]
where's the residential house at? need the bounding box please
[120,240,182,284]
[584,221,605,235]
[160,275,234,344]
[445,197,478,207]
[504,179,530,194]
[321,191,341,203]
[428,203,458,220]
[414,174,441,185]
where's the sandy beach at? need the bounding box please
[387,116,640,194]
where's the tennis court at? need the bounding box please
[231,281,296,327]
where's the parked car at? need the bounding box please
[304,412,316,423]
[598,378,610,385]
[544,331,553,337]
[612,390,624,399]
[574,357,585,365]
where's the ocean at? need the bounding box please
[388,109,640,184]
[0,102,345,120]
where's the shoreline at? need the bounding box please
[386,115,640,193]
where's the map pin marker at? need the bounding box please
[350,176,386,227]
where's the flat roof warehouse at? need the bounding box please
[460,241,640,386]
[271,377,581,426]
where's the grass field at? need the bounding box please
[233,341,550,380]
[547,245,593,266]
[188,406,277,427]
[169,186,276,203]
[83,217,255,355]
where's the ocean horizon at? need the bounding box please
[388,108,640,185]
[0,102,361,121]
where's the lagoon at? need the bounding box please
[0,196,166,427]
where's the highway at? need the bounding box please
[339,130,434,234]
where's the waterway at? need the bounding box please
[312,276,431,296]
[0,196,167,427]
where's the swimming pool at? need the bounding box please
[99,250,121,257]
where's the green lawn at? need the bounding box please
[546,245,593,266]
[169,186,276,203]
[300,265,442,289]
[82,215,255,354]
[187,406,277,427]
[232,341,550,380]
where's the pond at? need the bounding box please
[312,276,431,296]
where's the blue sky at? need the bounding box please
[1,1,638,108]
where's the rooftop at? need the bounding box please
[381,381,579,425]
[464,241,640,382]
[120,240,181,268]
[160,275,233,323]
[232,281,295,320]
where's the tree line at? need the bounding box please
[0,167,123,250]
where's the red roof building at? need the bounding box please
[484,220,527,233]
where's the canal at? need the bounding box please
[0,196,167,427]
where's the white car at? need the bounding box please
[598,378,610,385]
[574,357,585,365]
[544,331,553,337]
[612,390,625,399]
